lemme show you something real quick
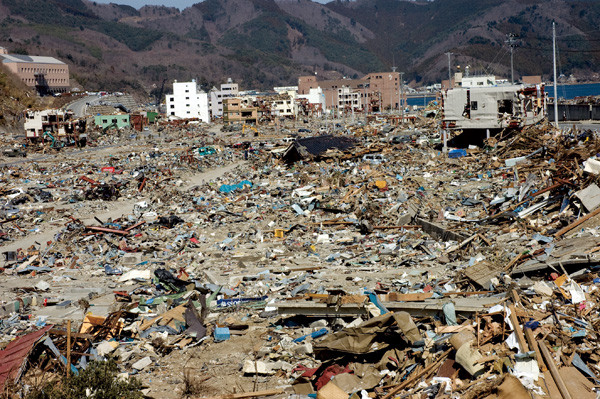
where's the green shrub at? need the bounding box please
[26,359,143,399]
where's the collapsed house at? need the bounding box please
[282,135,358,163]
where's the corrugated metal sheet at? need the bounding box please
[0,325,52,390]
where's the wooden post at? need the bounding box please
[539,341,572,399]
[66,320,71,378]
[508,304,529,353]
[523,327,547,372]
[476,312,480,348]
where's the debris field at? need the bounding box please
[2,118,600,399]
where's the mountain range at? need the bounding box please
[0,0,599,99]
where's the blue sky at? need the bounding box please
[94,0,329,10]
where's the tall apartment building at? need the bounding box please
[0,47,69,94]
[166,80,210,123]
[209,78,239,118]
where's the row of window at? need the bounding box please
[19,67,66,74]
[23,78,67,84]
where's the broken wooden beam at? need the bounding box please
[195,388,285,399]
[85,226,130,236]
[124,221,146,232]
[539,341,573,399]
[80,176,99,185]
[555,206,600,238]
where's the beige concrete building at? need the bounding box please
[0,48,69,94]
[223,97,258,125]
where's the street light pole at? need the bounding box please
[506,33,517,84]
[445,52,452,88]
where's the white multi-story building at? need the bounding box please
[271,91,297,118]
[209,78,239,118]
[298,87,326,110]
[166,80,210,123]
[337,86,361,111]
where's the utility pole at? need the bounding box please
[506,33,518,84]
[445,52,452,88]
[400,72,404,123]
[391,67,397,113]
[552,22,559,128]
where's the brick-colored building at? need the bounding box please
[0,47,69,94]
[298,72,401,112]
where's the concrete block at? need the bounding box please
[132,356,152,371]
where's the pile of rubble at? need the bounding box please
[2,118,600,399]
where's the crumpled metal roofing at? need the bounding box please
[0,325,52,390]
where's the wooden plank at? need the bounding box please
[504,252,524,272]
[555,206,600,238]
[380,349,451,399]
[523,327,547,372]
[388,292,433,302]
[508,304,529,353]
[85,226,130,236]
[539,341,573,399]
[463,261,503,288]
[373,225,420,230]
[478,233,492,247]
[66,320,71,378]
[196,388,284,399]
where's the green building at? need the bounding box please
[147,111,159,124]
[94,114,130,130]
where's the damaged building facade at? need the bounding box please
[442,75,547,131]
[298,72,402,113]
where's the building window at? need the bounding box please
[170,105,174,109]
[102,119,108,124]
[471,101,478,111]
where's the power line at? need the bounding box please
[520,45,600,53]
[534,36,600,42]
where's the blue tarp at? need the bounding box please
[219,180,252,193]
[448,149,467,158]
